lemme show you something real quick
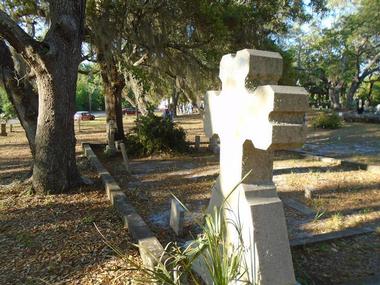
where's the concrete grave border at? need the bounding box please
[82,143,164,269]
[290,226,374,247]
[290,149,380,173]
[83,142,377,270]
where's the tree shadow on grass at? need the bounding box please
[273,164,359,175]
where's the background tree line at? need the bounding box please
[288,0,380,109]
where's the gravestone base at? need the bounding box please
[242,184,297,285]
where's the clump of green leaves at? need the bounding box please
[311,112,342,129]
[0,87,16,122]
[125,109,188,157]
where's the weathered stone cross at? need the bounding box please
[203,49,308,285]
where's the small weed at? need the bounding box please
[359,208,372,215]
[313,210,326,222]
[82,215,95,224]
[328,212,344,231]
[317,243,330,252]
[310,197,326,212]
[16,232,35,248]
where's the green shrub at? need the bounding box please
[125,110,188,157]
[311,112,342,129]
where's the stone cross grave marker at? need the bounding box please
[203,49,308,285]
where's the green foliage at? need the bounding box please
[311,112,343,129]
[0,87,16,121]
[357,78,380,106]
[76,72,104,111]
[292,0,380,109]
[125,110,188,157]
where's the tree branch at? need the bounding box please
[360,51,380,80]
[132,52,148,66]
[0,10,43,57]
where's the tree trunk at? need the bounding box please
[31,2,84,193]
[328,82,340,110]
[0,1,85,194]
[99,61,125,141]
[0,40,38,157]
[171,89,180,117]
[135,92,148,115]
[124,71,148,115]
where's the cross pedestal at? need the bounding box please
[203,49,308,284]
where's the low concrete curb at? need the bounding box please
[290,226,374,247]
[82,143,164,269]
[282,198,315,217]
[291,149,380,172]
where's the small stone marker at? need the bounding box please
[9,124,13,132]
[305,186,315,199]
[115,140,121,151]
[170,198,185,236]
[105,119,117,154]
[0,123,7,136]
[119,142,130,172]
[203,49,308,285]
[195,135,200,151]
[208,135,219,154]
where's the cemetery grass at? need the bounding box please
[0,119,144,285]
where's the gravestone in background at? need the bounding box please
[203,49,308,285]
[0,123,7,136]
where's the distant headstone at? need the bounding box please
[0,123,7,136]
[208,135,219,154]
[364,99,370,112]
[119,142,130,173]
[357,98,364,114]
[376,104,380,114]
[195,135,200,151]
[170,198,185,236]
[203,49,308,284]
[115,140,122,151]
[305,186,316,199]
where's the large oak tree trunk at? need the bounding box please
[328,81,342,110]
[346,78,360,108]
[33,61,80,193]
[0,40,38,157]
[0,1,85,194]
[99,61,125,141]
